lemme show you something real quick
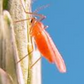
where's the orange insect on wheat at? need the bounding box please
[16,0,67,73]
[30,17,66,73]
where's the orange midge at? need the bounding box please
[17,0,67,73]
[30,17,66,73]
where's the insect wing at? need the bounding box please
[45,32,66,73]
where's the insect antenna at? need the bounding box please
[31,0,37,4]
[34,4,50,13]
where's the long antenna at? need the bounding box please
[34,4,50,13]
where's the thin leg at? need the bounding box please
[30,56,42,68]
[17,50,33,63]
[14,18,32,23]
[20,0,46,21]
[24,12,46,22]
[14,0,46,23]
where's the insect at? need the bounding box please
[30,17,66,73]
[16,0,66,73]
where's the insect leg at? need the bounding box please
[17,50,33,63]
[20,0,46,21]
[30,56,42,69]
[14,0,47,24]
[14,18,32,23]
[17,50,42,69]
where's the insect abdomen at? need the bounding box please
[35,31,54,63]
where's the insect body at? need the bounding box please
[30,18,66,73]
[17,0,67,73]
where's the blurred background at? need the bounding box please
[32,0,84,84]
